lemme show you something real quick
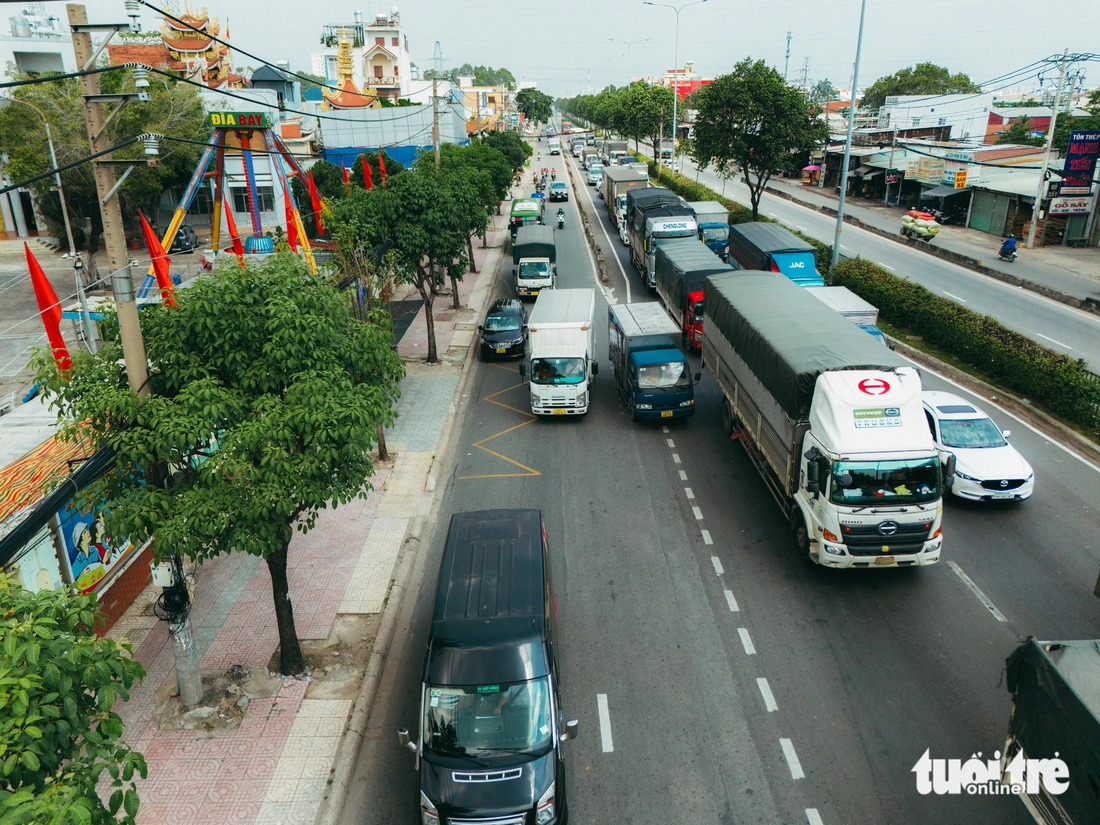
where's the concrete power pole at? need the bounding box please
[67,4,148,395]
[432,74,440,171]
[1026,49,1069,250]
[784,31,792,81]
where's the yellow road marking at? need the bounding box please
[458,363,540,479]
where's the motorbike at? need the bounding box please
[998,246,1017,262]
[556,211,565,230]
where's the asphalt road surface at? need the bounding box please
[342,142,1100,825]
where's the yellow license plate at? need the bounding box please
[552,409,566,415]
[660,410,673,418]
[496,347,506,354]
[874,556,896,565]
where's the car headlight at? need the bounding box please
[537,781,555,824]
[420,790,439,825]
[954,470,978,482]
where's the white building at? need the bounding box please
[309,9,412,102]
[878,93,996,142]
[0,4,74,79]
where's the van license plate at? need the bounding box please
[660,410,673,418]
[552,409,566,415]
[496,347,506,354]
[874,556,896,565]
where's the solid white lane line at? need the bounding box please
[672,453,681,465]
[947,561,1008,622]
[780,738,806,779]
[882,264,896,271]
[1036,332,1073,351]
[942,291,968,303]
[582,165,633,304]
[684,487,695,500]
[806,808,825,825]
[757,678,778,712]
[738,628,756,655]
[692,506,703,520]
[702,529,713,545]
[724,589,739,612]
[666,438,675,448]
[679,470,688,481]
[596,694,614,752]
[711,556,724,576]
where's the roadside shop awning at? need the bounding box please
[921,184,969,198]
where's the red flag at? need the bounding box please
[222,195,245,265]
[362,157,374,190]
[377,151,387,187]
[283,194,299,252]
[341,162,350,190]
[25,243,71,373]
[139,210,176,308]
[307,170,325,233]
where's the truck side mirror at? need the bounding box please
[591,362,599,376]
[398,729,417,753]
[805,458,820,495]
[944,453,957,479]
[560,720,579,742]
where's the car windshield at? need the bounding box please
[702,226,729,242]
[485,314,521,332]
[829,459,940,505]
[518,261,549,280]
[938,417,1006,448]
[551,183,566,191]
[636,361,692,390]
[531,357,585,385]
[422,679,553,759]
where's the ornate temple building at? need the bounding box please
[321,32,375,110]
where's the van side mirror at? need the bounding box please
[477,324,484,332]
[398,729,417,753]
[519,363,527,378]
[560,719,579,742]
[693,371,701,386]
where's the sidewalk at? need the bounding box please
[104,206,517,824]
[759,175,1100,310]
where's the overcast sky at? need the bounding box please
[74,0,1100,100]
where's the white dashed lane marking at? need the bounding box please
[596,694,614,753]
[757,678,778,712]
[724,589,739,612]
[711,556,724,576]
[781,738,805,779]
[701,529,713,545]
[684,487,695,500]
[692,506,703,520]
[806,809,825,825]
[738,628,756,655]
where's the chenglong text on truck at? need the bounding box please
[702,272,945,568]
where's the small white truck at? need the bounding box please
[521,289,599,416]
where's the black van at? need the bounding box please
[399,509,577,824]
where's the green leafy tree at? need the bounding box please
[809,79,838,105]
[994,116,1045,147]
[0,576,147,824]
[0,66,207,255]
[482,130,532,172]
[690,58,829,220]
[860,62,982,110]
[32,256,404,676]
[1087,90,1100,116]
[1052,113,1100,159]
[515,88,553,126]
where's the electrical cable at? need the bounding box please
[0,134,149,198]
[0,63,125,90]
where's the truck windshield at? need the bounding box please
[702,225,729,243]
[518,261,550,281]
[688,300,705,324]
[531,357,585,384]
[422,679,553,759]
[637,362,692,390]
[829,459,940,505]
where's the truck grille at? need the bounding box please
[840,520,934,556]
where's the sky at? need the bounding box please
[72,0,1100,100]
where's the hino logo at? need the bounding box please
[878,521,899,536]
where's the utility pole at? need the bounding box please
[432,74,440,171]
[1026,49,1069,250]
[784,31,792,81]
[67,3,146,393]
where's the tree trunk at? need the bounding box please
[267,538,307,676]
[468,235,478,271]
[419,272,439,363]
[450,271,461,310]
[376,421,389,461]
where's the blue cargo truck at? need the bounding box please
[608,302,698,421]
[728,222,825,287]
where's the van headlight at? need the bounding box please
[679,399,694,407]
[537,781,555,824]
[420,790,439,825]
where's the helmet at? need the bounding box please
[1008,234,1015,239]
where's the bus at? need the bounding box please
[509,197,544,240]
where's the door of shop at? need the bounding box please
[969,189,1010,235]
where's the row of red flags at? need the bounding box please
[341,152,388,191]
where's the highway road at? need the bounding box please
[640,141,1100,370]
[343,140,1100,825]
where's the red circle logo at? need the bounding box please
[858,378,891,395]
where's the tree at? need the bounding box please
[33,256,404,676]
[690,59,829,220]
[0,66,207,255]
[515,88,553,126]
[860,62,982,110]
[482,130,532,173]
[995,117,1045,147]
[809,79,838,106]
[0,576,147,824]
[1052,114,1100,159]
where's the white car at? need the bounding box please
[922,390,1034,502]
[587,165,603,186]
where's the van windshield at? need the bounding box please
[422,679,553,759]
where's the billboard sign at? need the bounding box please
[1059,131,1100,196]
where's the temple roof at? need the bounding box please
[323,77,374,109]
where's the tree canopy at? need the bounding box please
[860,62,983,110]
[515,88,553,126]
[690,58,828,220]
[34,255,404,676]
[481,130,532,173]
[995,117,1045,147]
[424,64,516,89]
[0,576,147,824]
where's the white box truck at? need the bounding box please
[703,271,946,569]
[521,289,599,416]
[547,136,561,155]
[805,286,889,346]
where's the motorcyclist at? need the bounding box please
[1000,234,1017,256]
[556,208,565,229]
[550,169,556,181]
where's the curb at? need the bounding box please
[314,231,508,825]
[565,154,611,286]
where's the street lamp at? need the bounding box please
[608,37,650,87]
[830,0,868,271]
[643,0,707,173]
[2,95,96,353]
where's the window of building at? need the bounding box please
[231,186,275,213]
[188,186,214,216]
[394,65,399,76]
[938,117,946,126]
[912,117,921,127]
[391,37,399,47]
[375,36,384,46]
[374,65,383,79]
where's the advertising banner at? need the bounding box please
[1059,131,1100,196]
[1048,196,1093,216]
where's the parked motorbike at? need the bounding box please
[998,246,1017,262]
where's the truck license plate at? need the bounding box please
[496,347,507,354]
[660,410,673,418]
[552,409,566,415]
[874,556,896,565]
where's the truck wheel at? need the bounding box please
[791,511,811,559]
[721,400,736,436]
